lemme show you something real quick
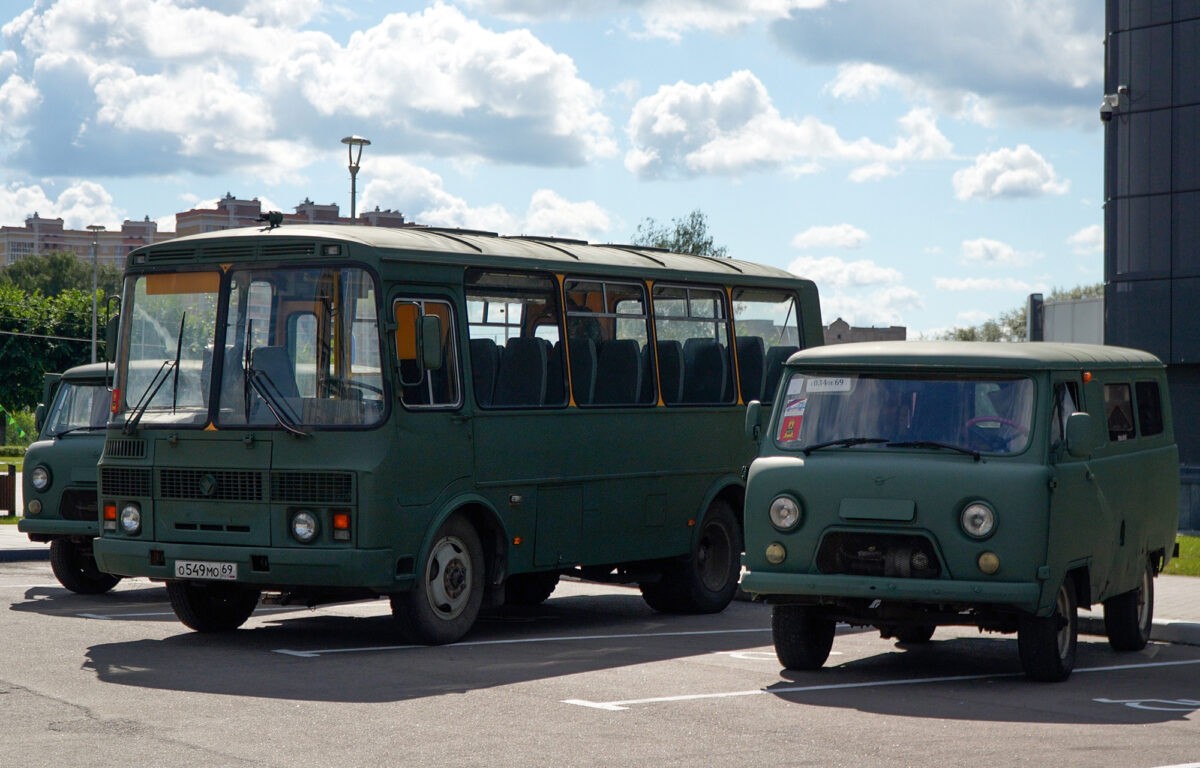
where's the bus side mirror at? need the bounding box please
[745,400,762,442]
[1065,412,1096,458]
[104,316,119,362]
[421,315,443,371]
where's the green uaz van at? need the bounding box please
[740,342,1179,682]
[19,363,121,594]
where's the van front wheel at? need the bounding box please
[1017,582,1077,682]
[1104,560,1155,652]
[49,539,122,594]
[772,605,836,670]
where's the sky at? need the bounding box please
[0,0,1107,337]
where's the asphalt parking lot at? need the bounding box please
[1,553,1197,768]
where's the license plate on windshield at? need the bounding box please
[174,560,238,581]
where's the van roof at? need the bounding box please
[787,341,1165,371]
[58,362,112,382]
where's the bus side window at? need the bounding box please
[732,287,801,404]
[567,278,654,407]
[653,285,735,406]
[395,299,461,409]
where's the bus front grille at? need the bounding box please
[270,472,354,504]
[100,467,152,497]
[103,438,146,459]
[159,469,265,502]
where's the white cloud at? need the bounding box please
[1067,224,1103,255]
[464,0,829,40]
[790,223,868,250]
[1,2,615,177]
[934,276,1042,293]
[952,145,1069,200]
[817,285,924,327]
[788,255,903,289]
[0,180,124,230]
[625,71,952,180]
[960,237,1041,267]
[519,188,612,240]
[773,0,1101,125]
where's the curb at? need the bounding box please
[0,548,49,563]
[1079,615,1200,647]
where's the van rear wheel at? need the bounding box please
[49,539,121,595]
[772,605,836,670]
[1017,581,1077,682]
[1104,560,1155,651]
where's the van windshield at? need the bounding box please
[775,372,1035,455]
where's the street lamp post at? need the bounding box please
[340,135,371,223]
[87,224,105,363]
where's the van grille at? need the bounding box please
[100,467,152,497]
[159,469,264,502]
[816,532,941,579]
[60,489,99,521]
[104,438,146,459]
[270,472,353,504]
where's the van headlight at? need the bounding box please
[30,465,50,491]
[769,496,802,531]
[960,502,996,539]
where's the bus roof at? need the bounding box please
[128,224,809,285]
[785,341,1165,372]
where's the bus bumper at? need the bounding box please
[740,570,1043,613]
[93,538,401,592]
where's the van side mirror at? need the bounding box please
[745,400,762,442]
[34,404,46,434]
[1064,412,1096,458]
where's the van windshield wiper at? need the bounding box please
[887,440,981,462]
[802,437,889,455]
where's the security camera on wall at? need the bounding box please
[1100,93,1120,123]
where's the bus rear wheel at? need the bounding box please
[49,539,122,595]
[392,515,484,644]
[504,572,560,606]
[639,498,742,614]
[166,581,260,632]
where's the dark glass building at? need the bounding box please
[1104,0,1200,529]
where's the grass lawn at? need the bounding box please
[0,516,17,524]
[1166,534,1200,577]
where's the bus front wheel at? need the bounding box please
[392,515,484,644]
[166,581,260,632]
[639,498,742,614]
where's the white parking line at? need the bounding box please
[273,627,771,658]
[562,658,1200,711]
[78,606,298,621]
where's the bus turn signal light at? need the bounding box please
[103,503,118,532]
[332,511,351,541]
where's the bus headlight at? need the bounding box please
[768,496,802,531]
[30,465,50,491]
[960,502,996,539]
[291,510,319,543]
[120,504,142,535]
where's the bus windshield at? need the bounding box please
[775,372,1035,455]
[118,266,383,429]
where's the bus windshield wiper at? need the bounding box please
[122,360,175,435]
[247,369,308,438]
[887,440,981,462]
[802,437,889,455]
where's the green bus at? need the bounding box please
[92,223,822,643]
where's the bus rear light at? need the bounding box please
[103,502,118,531]
[332,511,351,541]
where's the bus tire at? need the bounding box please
[391,515,484,644]
[773,604,836,670]
[504,572,560,606]
[1017,581,1077,682]
[1103,559,1155,652]
[639,497,742,614]
[166,581,260,632]
[49,539,122,595]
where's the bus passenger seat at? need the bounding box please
[736,336,765,403]
[470,338,502,406]
[762,345,799,402]
[683,338,728,403]
[657,340,685,404]
[594,339,643,405]
[568,336,597,405]
[494,337,548,406]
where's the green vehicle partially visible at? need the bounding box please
[19,363,121,594]
[741,341,1180,682]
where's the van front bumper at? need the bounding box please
[740,570,1043,613]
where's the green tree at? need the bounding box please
[0,250,122,298]
[940,284,1103,342]
[631,209,729,258]
[0,283,95,412]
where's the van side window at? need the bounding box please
[1050,381,1080,447]
[1104,383,1135,442]
[1135,380,1164,436]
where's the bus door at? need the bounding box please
[392,297,473,509]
